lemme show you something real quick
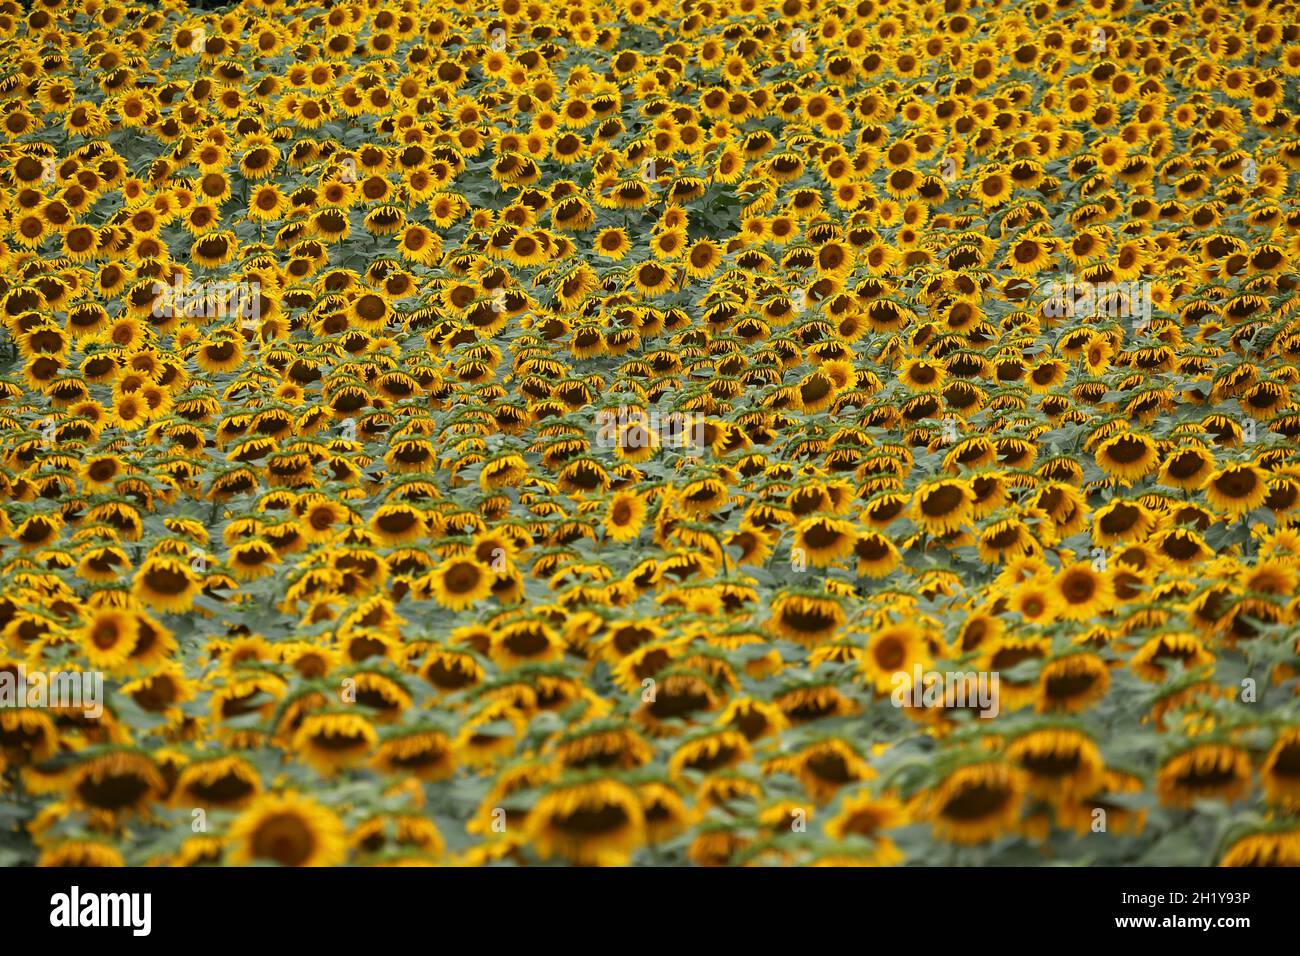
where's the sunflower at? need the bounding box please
[1157,744,1252,808]
[920,761,1027,844]
[1052,563,1114,621]
[524,778,646,866]
[1091,499,1156,546]
[1005,728,1105,803]
[1095,432,1160,481]
[1153,528,1211,567]
[0,709,58,764]
[768,592,846,645]
[67,749,164,816]
[422,557,493,611]
[490,619,566,669]
[1260,729,1300,810]
[371,727,457,781]
[911,479,975,535]
[227,792,348,867]
[853,531,901,577]
[631,261,675,297]
[192,231,238,266]
[418,647,485,695]
[975,167,1013,207]
[604,490,648,543]
[711,696,788,743]
[352,813,445,861]
[12,514,62,551]
[792,514,858,567]
[683,238,723,278]
[78,607,139,671]
[823,790,906,862]
[898,357,946,392]
[594,227,631,260]
[796,369,837,412]
[227,539,280,581]
[794,738,875,803]
[611,416,659,463]
[1130,632,1215,683]
[298,498,350,542]
[396,223,442,266]
[554,724,655,772]
[774,683,856,723]
[1219,828,1300,867]
[667,729,751,782]
[194,337,245,374]
[631,781,690,844]
[1204,464,1270,516]
[1037,653,1110,714]
[247,184,287,221]
[38,842,126,868]
[133,556,200,613]
[1007,579,1060,625]
[861,625,932,694]
[120,664,192,721]
[368,503,426,546]
[1159,445,1216,490]
[977,518,1037,563]
[292,712,379,775]
[174,756,262,810]
[479,454,529,491]
[980,637,1050,712]
[1056,768,1147,837]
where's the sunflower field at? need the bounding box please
[1,0,1299,870]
